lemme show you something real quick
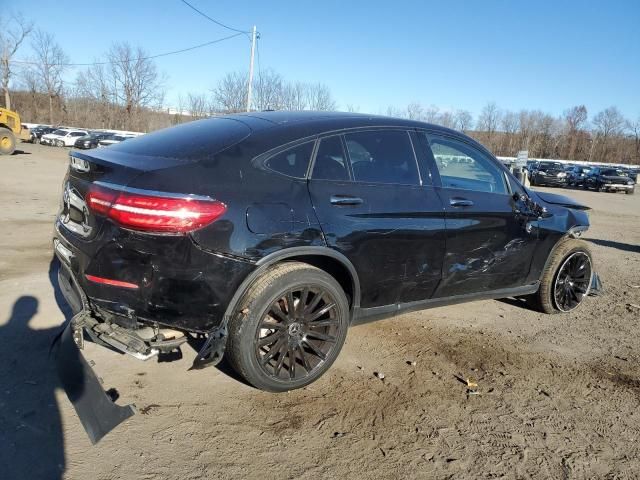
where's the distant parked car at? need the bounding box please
[29,126,56,144]
[74,132,115,149]
[529,161,568,187]
[568,166,591,187]
[584,167,635,194]
[98,134,135,147]
[42,129,89,147]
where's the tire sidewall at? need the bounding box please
[231,266,350,392]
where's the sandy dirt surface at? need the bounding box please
[1,142,639,479]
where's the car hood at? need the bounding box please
[533,191,590,210]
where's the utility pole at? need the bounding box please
[246,25,257,112]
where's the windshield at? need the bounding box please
[538,162,564,171]
[52,129,66,135]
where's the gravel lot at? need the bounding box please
[1,142,639,479]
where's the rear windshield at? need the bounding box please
[109,117,251,160]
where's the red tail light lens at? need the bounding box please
[87,184,226,234]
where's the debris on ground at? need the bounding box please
[406,360,417,366]
[374,371,385,380]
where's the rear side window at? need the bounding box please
[266,141,314,178]
[344,130,419,185]
[312,136,349,181]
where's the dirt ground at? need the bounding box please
[1,142,639,480]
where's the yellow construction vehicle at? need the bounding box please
[0,108,31,155]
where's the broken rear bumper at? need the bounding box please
[53,317,135,444]
[53,261,135,444]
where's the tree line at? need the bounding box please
[1,12,638,164]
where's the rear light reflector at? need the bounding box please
[86,183,226,234]
[85,274,139,290]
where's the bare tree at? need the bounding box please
[423,105,440,123]
[31,29,68,124]
[307,83,336,111]
[0,13,33,110]
[592,106,628,161]
[476,102,502,151]
[438,111,455,129]
[211,71,247,113]
[345,104,360,113]
[253,68,283,111]
[187,92,209,119]
[107,43,164,128]
[500,110,519,154]
[562,105,588,159]
[281,81,309,111]
[406,101,423,120]
[453,109,473,132]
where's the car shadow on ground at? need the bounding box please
[496,296,537,311]
[587,238,640,254]
[11,149,32,155]
[0,258,73,480]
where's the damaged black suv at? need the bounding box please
[54,111,599,399]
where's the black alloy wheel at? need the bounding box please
[553,251,592,312]
[255,286,340,382]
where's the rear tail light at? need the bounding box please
[86,183,226,234]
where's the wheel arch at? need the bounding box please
[221,247,361,328]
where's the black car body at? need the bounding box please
[529,161,569,187]
[584,167,635,194]
[29,126,56,143]
[74,132,114,149]
[568,165,591,186]
[52,112,600,441]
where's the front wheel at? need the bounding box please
[626,188,635,195]
[527,238,593,314]
[0,128,16,155]
[226,262,350,392]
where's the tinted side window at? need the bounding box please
[424,133,507,194]
[344,130,419,185]
[265,141,315,178]
[312,136,349,181]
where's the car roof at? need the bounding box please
[223,110,456,134]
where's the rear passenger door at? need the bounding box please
[416,131,538,297]
[307,129,445,309]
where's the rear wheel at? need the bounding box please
[0,128,16,155]
[227,262,350,392]
[527,238,593,314]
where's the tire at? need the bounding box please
[55,140,63,147]
[227,262,350,392]
[626,188,635,195]
[0,128,16,155]
[527,238,593,314]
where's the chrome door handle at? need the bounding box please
[449,197,474,207]
[330,195,363,206]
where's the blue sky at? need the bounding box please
[11,0,640,120]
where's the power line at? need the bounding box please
[9,32,245,67]
[179,0,251,37]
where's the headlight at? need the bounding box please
[538,171,546,176]
[629,180,635,185]
[558,172,567,178]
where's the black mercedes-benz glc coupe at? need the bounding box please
[54,111,599,400]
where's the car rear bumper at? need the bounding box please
[53,219,255,333]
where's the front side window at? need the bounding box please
[265,141,315,178]
[312,136,349,181]
[344,130,419,185]
[424,133,507,194]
